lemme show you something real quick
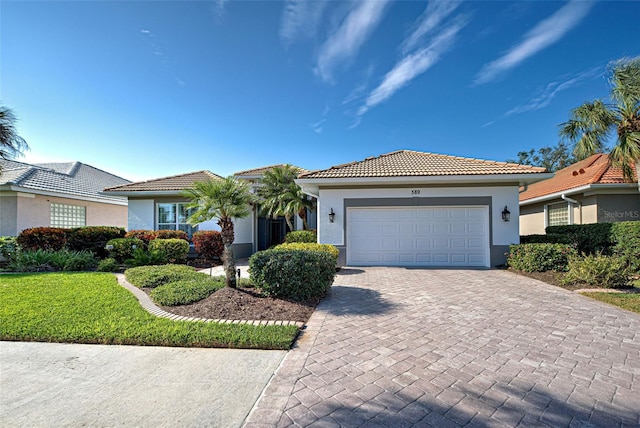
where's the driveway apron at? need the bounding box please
[246,268,640,427]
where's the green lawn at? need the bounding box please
[0,273,298,349]
[580,292,640,314]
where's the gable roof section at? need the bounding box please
[0,159,130,204]
[299,150,546,179]
[519,154,638,202]
[234,164,308,178]
[103,170,222,193]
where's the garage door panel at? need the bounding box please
[347,206,489,267]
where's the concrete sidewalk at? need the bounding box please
[1,342,285,427]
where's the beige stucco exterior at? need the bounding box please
[0,191,127,236]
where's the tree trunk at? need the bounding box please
[298,208,309,230]
[218,216,237,288]
[285,214,294,232]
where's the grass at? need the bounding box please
[0,272,298,349]
[580,292,640,314]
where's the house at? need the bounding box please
[519,154,640,235]
[296,150,550,267]
[0,159,130,236]
[103,165,315,258]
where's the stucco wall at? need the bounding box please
[519,204,545,235]
[0,193,19,236]
[597,194,640,223]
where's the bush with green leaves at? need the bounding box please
[546,223,613,255]
[124,230,158,247]
[150,276,224,306]
[66,226,125,257]
[155,229,189,241]
[0,236,20,262]
[610,222,640,273]
[125,264,203,288]
[507,243,576,272]
[148,238,189,264]
[284,230,317,243]
[274,242,339,262]
[249,249,335,301]
[124,247,167,267]
[17,227,67,251]
[561,254,629,288]
[192,231,224,260]
[7,249,96,272]
[106,238,144,262]
[97,258,120,272]
[519,234,571,245]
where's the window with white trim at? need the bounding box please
[50,203,86,228]
[547,202,569,227]
[157,203,198,237]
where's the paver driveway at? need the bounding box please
[246,268,640,427]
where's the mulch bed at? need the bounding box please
[507,268,639,292]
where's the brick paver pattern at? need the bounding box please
[245,268,640,427]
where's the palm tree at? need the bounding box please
[0,105,28,165]
[183,177,254,288]
[560,57,640,182]
[257,165,313,231]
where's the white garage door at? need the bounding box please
[347,206,489,267]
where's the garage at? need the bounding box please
[347,206,490,267]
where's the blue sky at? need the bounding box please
[2,0,638,182]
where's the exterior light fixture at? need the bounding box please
[328,208,336,223]
[501,206,511,222]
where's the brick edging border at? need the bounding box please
[114,273,304,328]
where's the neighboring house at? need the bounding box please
[519,154,640,235]
[103,165,315,258]
[0,159,130,236]
[296,150,550,267]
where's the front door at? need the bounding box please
[257,216,288,250]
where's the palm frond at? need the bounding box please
[182,177,253,226]
[610,57,640,109]
[0,106,29,161]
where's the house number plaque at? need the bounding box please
[411,189,421,195]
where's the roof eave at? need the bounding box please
[519,182,639,205]
[3,185,128,206]
[100,189,189,197]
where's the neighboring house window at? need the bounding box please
[547,202,569,227]
[157,203,198,237]
[50,203,86,228]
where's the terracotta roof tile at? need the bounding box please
[519,154,638,201]
[234,164,308,177]
[104,170,222,192]
[299,150,546,179]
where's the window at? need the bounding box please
[157,203,198,237]
[51,203,86,228]
[547,202,569,227]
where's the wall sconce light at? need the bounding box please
[501,206,511,222]
[328,208,336,223]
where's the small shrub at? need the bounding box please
[507,243,576,272]
[148,238,189,264]
[8,249,95,272]
[561,254,629,288]
[67,226,125,257]
[155,229,189,241]
[249,249,336,301]
[274,242,339,261]
[0,236,20,262]
[106,238,144,262]
[125,264,202,288]
[124,248,167,267]
[124,230,158,247]
[546,223,613,255]
[63,252,97,272]
[611,222,640,274]
[284,230,317,243]
[97,258,120,272]
[192,231,224,260]
[17,227,67,251]
[150,276,224,306]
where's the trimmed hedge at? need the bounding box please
[249,249,336,301]
[519,234,570,245]
[125,264,203,288]
[284,230,317,243]
[274,242,339,261]
[507,243,577,272]
[17,227,67,251]
[192,231,224,260]
[148,238,189,264]
[106,238,144,262]
[150,277,225,306]
[155,230,189,241]
[67,226,125,257]
[124,230,157,246]
[546,223,613,255]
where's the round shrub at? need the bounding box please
[0,236,20,262]
[125,264,202,288]
[561,254,629,288]
[150,276,224,306]
[507,243,576,272]
[249,249,336,301]
[192,231,224,260]
[148,238,189,264]
[97,258,120,272]
[106,238,144,262]
[17,227,67,251]
[274,243,339,262]
[124,230,158,247]
[284,230,317,243]
[63,252,97,272]
[155,229,189,241]
[67,226,125,257]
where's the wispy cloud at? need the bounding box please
[140,29,186,87]
[310,118,326,134]
[402,1,461,53]
[314,0,390,83]
[280,0,328,46]
[474,0,594,85]
[354,16,468,122]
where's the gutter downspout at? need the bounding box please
[561,194,581,225]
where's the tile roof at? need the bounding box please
[299,150,546,179]
[519,153,638,202]
[103,170,222,192]
[234,164,308,177]
[0,159,130,203]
